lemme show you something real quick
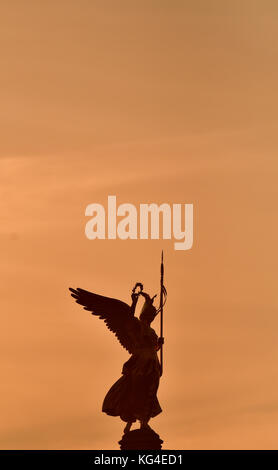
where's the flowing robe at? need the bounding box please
[102,320,162,422]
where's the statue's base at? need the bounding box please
[119,428,163,450]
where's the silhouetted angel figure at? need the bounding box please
[69,282,164,433]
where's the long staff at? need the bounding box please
[160,250,165,375]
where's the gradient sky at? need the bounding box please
[1,1,278,449]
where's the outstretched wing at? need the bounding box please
[69,287,140,354]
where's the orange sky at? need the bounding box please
[1,1,278,449]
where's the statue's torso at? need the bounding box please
[123,321,160,377]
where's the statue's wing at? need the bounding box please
[69,287,140,354]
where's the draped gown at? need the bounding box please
[102,319,162,423]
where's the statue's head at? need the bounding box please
[139,292,157,324]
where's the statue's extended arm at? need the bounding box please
[130,292,139,315]
[130,282,143,316]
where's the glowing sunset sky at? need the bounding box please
[1,1,278,449]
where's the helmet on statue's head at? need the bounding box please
[139,292,157,323]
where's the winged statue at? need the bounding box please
[69,276,166,434]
